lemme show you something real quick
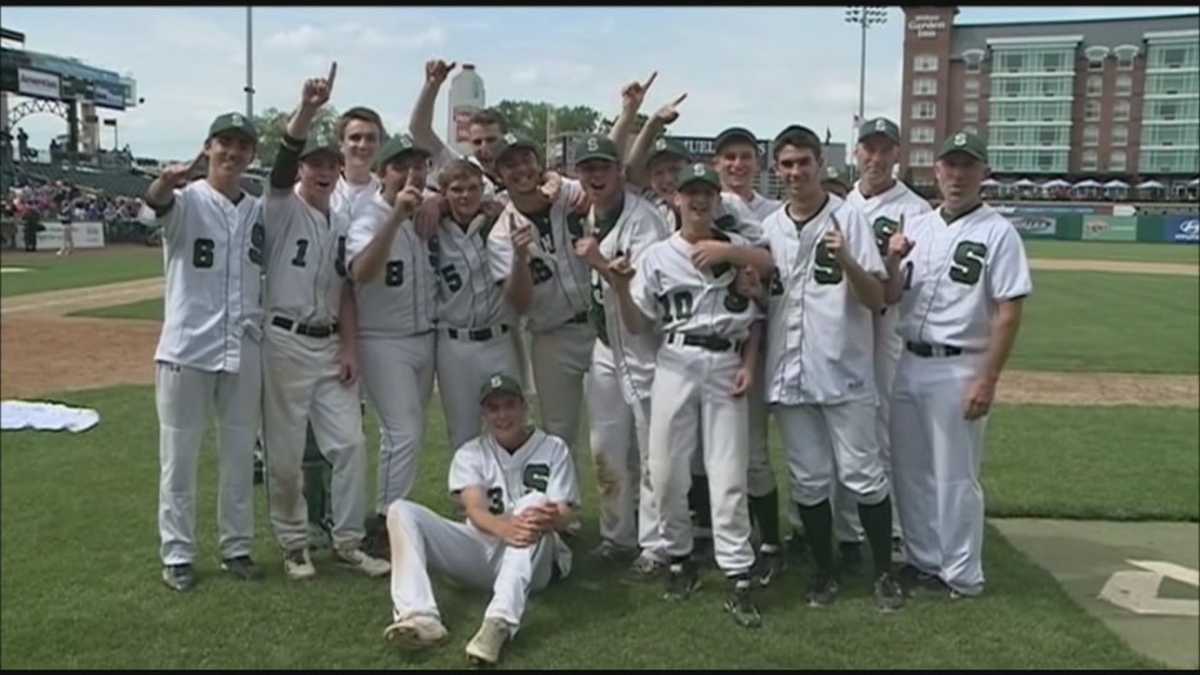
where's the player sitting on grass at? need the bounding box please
[382,373,580,667]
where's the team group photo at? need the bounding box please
[1,5,1196,670]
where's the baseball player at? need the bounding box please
[409,59,503,197]
[261,64,389,580]
[569,134,671,575]
[883,130,1032,599]
[334,106,387,220]
[757,124,904,612]
[147,112,263,592]
[843,117,933,563]
[609,162,773,629]
[487,134,595,466]
[345,134,439,542]
[712,126,786,583]
[433,158,520,451]
[382,373,580,667]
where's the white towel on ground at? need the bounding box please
[1,400,101,433]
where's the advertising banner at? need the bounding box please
[1163,215,1200,244]
[18,221,106,250]
[17,68,59,99]
[1081,215,1137,242]
[1008,214,1058,238]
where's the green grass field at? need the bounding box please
[1022,240,1200,264]
[69,297,164,320]
[0,246,162,297]
[985,405,1199,521]
[1010,271,1200,374]
[0,385,1164,669]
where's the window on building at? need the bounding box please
[1085,100,1102,121]
[1081,150,1098,171]
[1159,101,1179,120]
[1003,52,1025,73]
[1117,51,1135,70]
[912,101,936,120]
[1087,74,1103,97]
[914,54,938,72]
[1040,126,1061,146]
[965,59,980,74]
[1043,52,1063,72]
[1083,125,1100,146]
[1112,124,1128,146]
[1109,149,1127,172]
[1088,56,1104,71]
[910,149,934,167]
[913,78,938,96]
[1003,79,1022,97]
[1114,100,1131,121]
[963,101,979,123]
[964,77,980,99]
[1163,46,1187,69]
[1115,74,1132,97]
[1038,152,1056,171]
[910,126,935,144]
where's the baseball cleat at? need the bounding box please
[751,547,786,587]
[465,617,509,666]
[806,572,840,608]
[627,553,668,582]
[220,555,263,581]
[384,615,449,650]
[873,571,906,613]
[335,545,391,577]
[161,563,196,592]
[589,540,637,564]
[663,560,702,601]
[724,578,763,629]
[897,563,946,597]
[284,547,317,580]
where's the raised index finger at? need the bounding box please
[643,71,658,91]
[327,61,338,90]
[672,92,688,107]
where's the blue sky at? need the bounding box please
[3,6,1196,162]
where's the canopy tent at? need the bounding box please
[1073,179,1102,188]
[1103,179,1129,189]
[981,178,1001,187]
[1042,179,1071,188]
[1136,179,1165,189]
[1013,178,1038,187]
[1189,177,1200,186]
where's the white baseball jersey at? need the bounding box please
[846,180,932,258]
[345,192,438,338]
[449,427,581,571]
[896,203,1034,351]
[435,213,512,330]
[631,230,763,341]
[262,186,350,324]
[591,189,671,403]
[488,180,592,333]
[639,185,678,231]
[720,190,781,241]
[761,195,887,405]
[154,179,264,372]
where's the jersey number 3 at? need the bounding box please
[949,241,987,286]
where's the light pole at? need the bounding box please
[244,6,255,120]
[844,5,888,180]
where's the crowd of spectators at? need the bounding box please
[1,177,153,249]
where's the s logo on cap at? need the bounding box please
[693,163,706,176]
[954,132,967,146]
[876,119,886,131]
[491,375,503,388]
[503,133,517,145]
[231,113,244,126]
[587,137,599,152]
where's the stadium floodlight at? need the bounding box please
[844,6,890,122]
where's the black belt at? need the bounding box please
[446,325,510,342]
[905,341,963,358]
[272,315,338,338]
[669,332,742,353]
[567,311,589,325]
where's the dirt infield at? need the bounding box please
[1031,259,1199,276]
[1,260,1196,404]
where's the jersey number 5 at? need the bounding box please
[441,265,463,292]
[949,241,987,286]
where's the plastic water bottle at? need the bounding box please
[448,64,486,156]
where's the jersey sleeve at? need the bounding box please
[447,443,484,495]
[157,187,190,244]
[987,223,1034,302]
[487,210,517,284]
[345,206,382,266]
[629,251,661,322]
[546,438,582,507]
[623,206,671,266]
[843,207,887,279]
[261,189,300,251]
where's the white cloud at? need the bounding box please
[508,60,596,88]
[266,24,325,51]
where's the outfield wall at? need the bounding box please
[996,205,1199,244]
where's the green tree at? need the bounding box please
[253,106,340,167]
[491,100,604,159]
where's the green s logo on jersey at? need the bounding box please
[523,464,550,493]
[724,289,750,313]
[872,216,899,257]
[813,242,843,285]
[949,241,987,285]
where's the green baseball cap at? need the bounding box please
[772,124,822,156]
[207,112,258,143]
[495,132,541,164]
[858,117,900,144]
[372,134,429,172]
[648,136,691,164]
[573,134,620,165]
[714,126,758,154]
[938,130,988,163]
[676,162,721,192]
[479,372,524,404]
[298,138,344,163]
